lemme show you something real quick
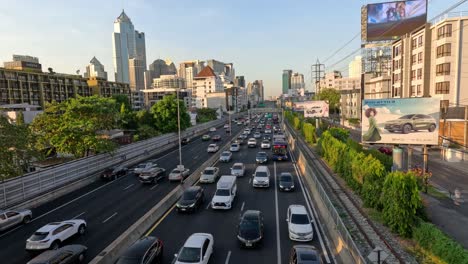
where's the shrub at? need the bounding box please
[328,127,349,142]
[302,123,316,144]
[293,116,303,130]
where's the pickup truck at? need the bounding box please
[139,167,166,184]
[0,209,32,231]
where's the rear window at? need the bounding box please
[204,169,214,175]
[215,189,230,196]
[30,232,49,241]
[255,171,268,177]
[183,191,198,200]
[233,165,243,170]
[299,252,318,261]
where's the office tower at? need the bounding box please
[84,57,108,80]
[282,70,292,94]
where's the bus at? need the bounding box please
[272,139,288,161]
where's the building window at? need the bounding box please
[394,45,401,57]
[412,38,417,49]
[394,87,400,97]
[418,35,423,47]
[437,24,452,39]
[411,70,416,80]
[436,43,451,58]
[410,85,416,96]
[435,81,450,94]
[436,63,451,76]
[411,55,416,64]
[417,68,422,80]
[417,84,422,95]
[417,52,423,63]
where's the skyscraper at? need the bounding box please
[135,31,147,71]
[179,60,205,90]
[145,59,177,88]
[84,57,108,80]
[282,70,292,94]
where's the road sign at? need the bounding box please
[367,246,389,263]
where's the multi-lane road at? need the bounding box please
[0,122,243,264]
[146,131,334,263]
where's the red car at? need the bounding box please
[212,135,221,141]
[378,146,393,156]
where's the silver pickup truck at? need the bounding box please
[0,209,32,231]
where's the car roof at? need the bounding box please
[186,186,201,193]
[243,210,261,220]
[280,172,293,177]
[289,204,308,214]
[204,167,217,170]
[36,222,63,232]
[123,237,158,258]
[294,245,320,263]
[184,233,211,247]
[222,151,231,154]
[233,162,244,166]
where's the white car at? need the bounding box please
[230,143,240,152]
[133,162,157,175]
[261,140,271,149]
[207,144,219,153]
[0,209,33,231]
[26,220,87,251]
[231,163,245,177]
[287,205,314,242]
[209,127,217,132]
[219,151,232,162]
[247,138,257,148]
[174,233,214,264]
[253,132,261,138]
[200,167,220,183]
[224,124,229,129]
[169,168,190,181]
[265,129,272,134]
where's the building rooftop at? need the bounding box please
[115,10,132,23]
[195,66,216,78]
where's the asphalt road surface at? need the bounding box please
[146,132,334,264]
[0,122,242,264]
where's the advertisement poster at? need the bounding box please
[293,101,329,118]
[362,98,440,145]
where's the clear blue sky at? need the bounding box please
[1,0,466,97]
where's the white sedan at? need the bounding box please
[261,140,271,149]
[231,163,245,177]
[26,219,87,251]
[230,143,240,152]
[209,127,217,132]
[174,233,214,264]
[200,167,220,183]
[287,205,314,242]
[207,144,219,153]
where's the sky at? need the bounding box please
[1,0,467,97]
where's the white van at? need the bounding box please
[211,175,237,210]
[252,166,270,188]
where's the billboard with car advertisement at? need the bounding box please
[364,0,427,41]
[293,101,329,118]
[361,98,440,145]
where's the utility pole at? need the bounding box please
[312,59,325,95]
[464,105,468,160]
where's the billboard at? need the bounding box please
[293,101,329,118]
[361,98,440,145]
[365,0,427,41]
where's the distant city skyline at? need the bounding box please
[0,0,466,97]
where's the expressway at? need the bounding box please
[0,122,243,264]
[146,132,334,263]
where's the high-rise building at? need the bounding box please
[206,59,235,82]
[145,59,177,88]
[282,70,292,94]
[348,56,362,79]
[192,66,223,108]
[179,60,205,90]
[234,76,245,88]
[84,57,108,80]
[4,55,42,73]
[290,73,305,96]
[112,10,146,84]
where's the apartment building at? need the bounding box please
[192,66,223,108]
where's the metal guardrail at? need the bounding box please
[0,119,226,209]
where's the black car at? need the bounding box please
[289,245,322,264]
[278,172,295,191]
[176,186,204,212]
[115,236,163,264]
[100,165,128,181]
[27,245,87,264]
[237,210,264,248]
[181,137,190,145]
[255,152,268,164]
[263,135,271,141]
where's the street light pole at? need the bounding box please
[176,89,183,168]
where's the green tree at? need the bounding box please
[150,95,190,133]
[31,96,119,158]
[314,88,341,114]
[112,94,131,110]
[135,110,156,128]
[196,108,217,123]
[0,115,39,179]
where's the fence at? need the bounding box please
[0,119,226,209]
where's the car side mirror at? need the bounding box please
[174,254,178,258]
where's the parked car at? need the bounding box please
[133,162,156,175]
[27,245,88,264]
[100,165,128,181]
[256,152,268,164]
[384,114,437,134]
[173,233,214,264]
[26,220,87,252]
[230,143,240,152]
[237,210,264,248]
[181,137,190,145]
[176,186,204,213]
[230,163,245,177]
[199,167,220,183]
[207,144,219,153]
[139,167,166,184]
[219,151,233,162]
[278,172,295,192]
[253,132,262,139]
[209,127,217,132]
[287,205,313,242]
[115,237,163,264]
[247,138,257,148]
[0,209,32,231]
[168,167,190,182]
[212,135,221,141]
[261,140,271,149]
[202,134,211,141]
[289,245,322,264]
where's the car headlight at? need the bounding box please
[253,179,259,184]
[188,203,196,208]
[279,184,284,188]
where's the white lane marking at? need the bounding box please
[274,162,282,264]
[72,212,86,219]
[102,212,118,223]
[206,201,211,210]
[150,184,159,190]
[123,184,134,190]
[248,178,252,184]
[288,150,333,264]
[240,201,245,212]
[224,250,232,264]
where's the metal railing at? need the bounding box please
[0,119,226,209]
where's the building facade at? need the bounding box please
[192,66,223,108]
[348,56,363,78]
[87,77,130,98]
[282,70,292,94]
[84,57,108,80]
[142,88,190,109]
[179,60,205,90]
[4,55,42,73]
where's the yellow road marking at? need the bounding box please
[145,203,177,236]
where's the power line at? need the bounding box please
[322,33,360,64]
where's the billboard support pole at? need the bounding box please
[408,145,413,170]
[464,106,468,161]
[423,145,429,193]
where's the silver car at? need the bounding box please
[168,168,190,182]
[200,167,220,183]
[0,209,32,231]
[231,163,245,177]
[219,151,233,162]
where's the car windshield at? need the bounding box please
[204,169,214,175]
[231,144,238,148]
[262,141,269,144]
[30,232,49,241]
[183,191,197,200]
[135,164,146,169]
[300,252,318,261]
[255,171,268,177]
[233,165,243,170]
[177,247,200,263]
[280,175,292,182]
[215,189,230,196]
[221,152,230,157]
[172,169,181,174]
[257,153,267,157]
[291,214,309,224]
